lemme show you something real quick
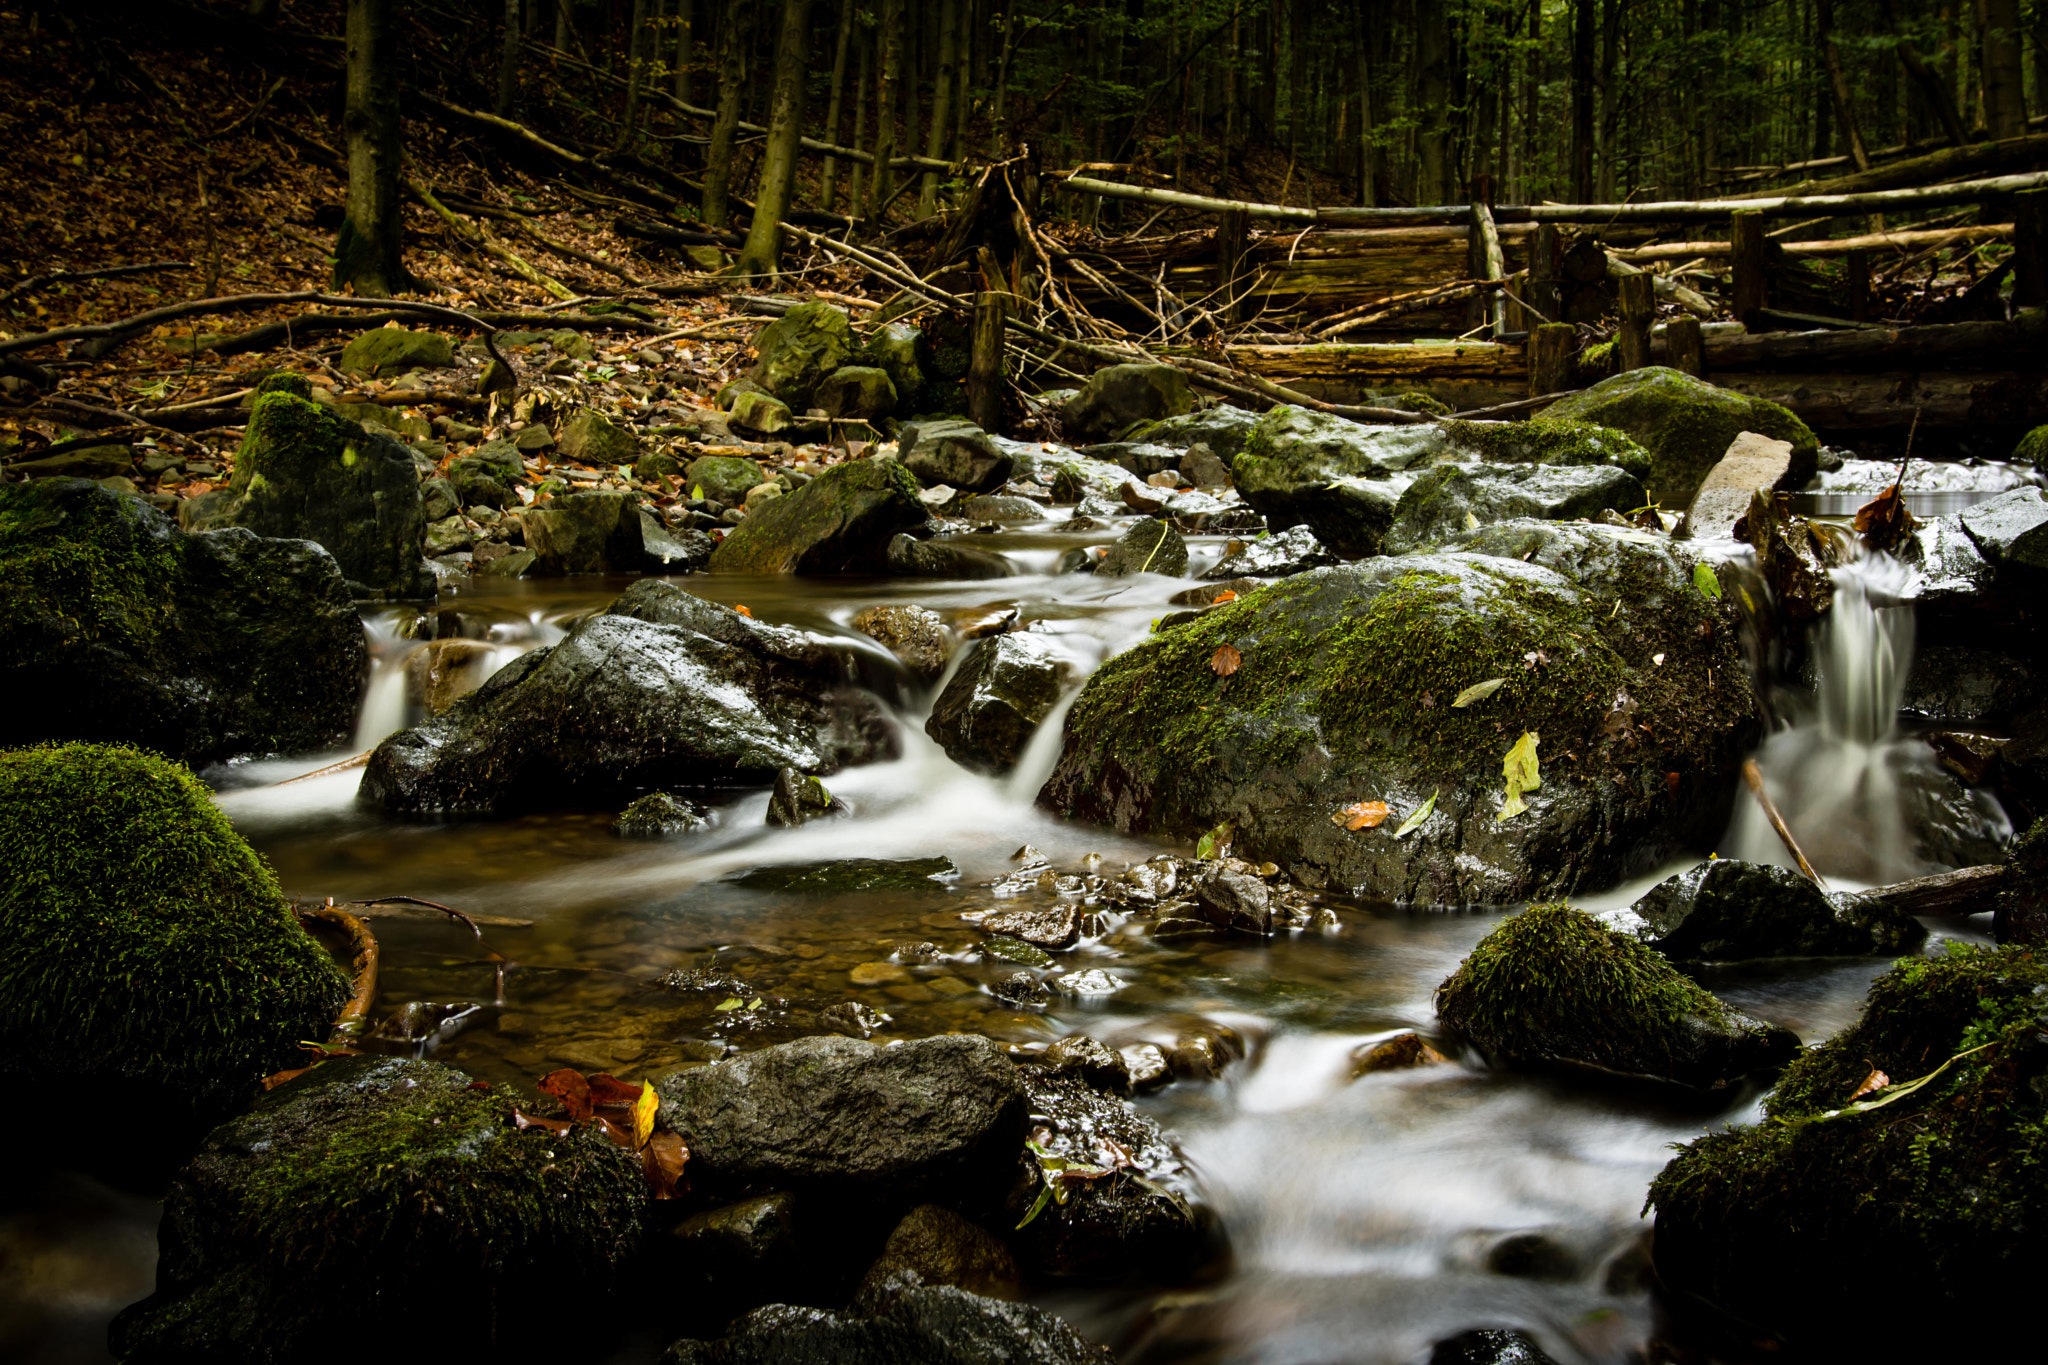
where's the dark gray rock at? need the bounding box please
[817,365,899,421]
[1958,485,2048,571]
[1430,1329,1562,1365]
[1191,862,1273,936]
[641,511,716,572]
[653,1034,1030,1208]
[766,765,839,826]
[658,1276,1109,1365]
[0,479,367,766]
[1041,1035,1132,1093]
[749,302,855,408]
[450,439,524,509]
[1383,462,1648,554]
[729,856,956,893]
[957,494,1049,524]
[854,604,949,681]
[926,634,1076,775]
[857,1205,1022,1301]
[110,1057,642,1363]
[711,461,927,574]
[1202,524,1340,579]
[524,490,646,574]
[1179,443,1233,488]
[981,903,1081,950]
[1043,521,1757,904]
[1062,363,1195,443]
[1903,645,2041,724]
[886,533,1016,580]
[361,582,893,815]
[899,419,1014,493]
[1095,518,1189,577]
[856,323,930,413]
[1080,441,1181,477]
[1127,405,1263,459]
[616,792,714,837]
[1609,858,1927,961]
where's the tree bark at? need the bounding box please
[1884,0,1971,146]
[702,0,752,230]
[335,0,414,297]
[674,0,694,102]
[1570,0,1595,202]
[1977,0,2028,138]
[846,26,872,214]
[868,0,903,220]
[496,0,521,117]
[736,0,811,277]
[819,0,855,211]
[919,0,960,218]
[621,0,649,148]
[1818,0,1871,171]
[1414,0,1452,205]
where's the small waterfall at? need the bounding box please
[351,614,415,752]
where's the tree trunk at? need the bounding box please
[1885,0,1971,145]
[1595,0,1618,201]
[1522,0,1541,200]
[702,0,752,229]
[1414,0,1451,204]
[846,27,872,214]
[1570,0,1595,202]
[820,0,855,211]
[496,0,521,117]
[868,0,903,220]
[919,0,959,218]
[1977,0,2027,138]
[674,0,694,102]
[335,0,414,296]
[737,0,811,277]
[1818,0,1871,170]
[621,0,648,148]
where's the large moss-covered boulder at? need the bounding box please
[112,1056,643,1363]
[1994,816,2048,944]
[2015,423,2048,470]
[1436,903,1800,1091]
[749,302,855,408]
[0,479,367,765]
[1647,944,2048,1351]
[1610,858,1927,961]
[1062,364,1196,443]
[1383,463,1647,554]
[1541,367,1817,508]
[926,634,1077,775]
[1124,404,1263,459]
[362,581,895,815]
[1041,521,1757,903]
[190,390,431,598]
[0,744,350,1129]
[857,322,931,414]
[710,459,927,574]
[338,327,455,378]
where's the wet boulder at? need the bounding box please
[523,489,646,574]
[1648,944,2048,1352]
[1436,903,1800,1092]
[1095,517,1189,576]
[857,322,930,412]
[1540,367,1817,508]
[710,460,926,574]
[450,438,525,509]
[765,765,840,826]
[1745,486,1840,627]
[111,1057,642,1364]
[653,1034,1029,1209]
[1608,858,1926,961]
[1382,463,1648,554]
[684,454,766,506]
[660,1276,1109,1365]
[748,302,855,408]
[886,532,1016,580]
[186,389,432,597]
[853,603,949,682]
[1957,484,2048,572]
[1081,441,1181,478]
[2015,423,2048,470]
[1125,404,1263,460]
[615,791,714,837]
[1202,525,1339,579]
[1190,861,1273,935]
[0,479,367,765]
[898,418,1014,493]
[857,1204,1023,1299]
[1432,418,1653,477]
[1040,1035,1131,1093]
[1994,816,2047,945]
[1062,363,1195,443]
[0,744,350,1137]
[926,633,1077,775]
[1681,431,1801,540]
[361,581,894,815]
[338,326,454,377]
[816,365,898,421]
[1004,1069,1208,1280]
[1043,522,1757,904]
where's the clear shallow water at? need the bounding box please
[10,504,2004,1364]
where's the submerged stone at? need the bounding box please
[615,791,715,837]
[1436,903,1800,1091]
[1609,858,1927,961]
[729,856,957,892]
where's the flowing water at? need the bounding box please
[4,489,2021,1365]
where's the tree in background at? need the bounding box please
[736,0,812,275]
[334,0,414,296]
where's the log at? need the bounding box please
[1832,864,2005,918]
[1216,206,1250,325]
[1617,272,1655,370]
[1692,310,2048,371]
[1610,223,2013,261]
[968,289,1008,431]
[1722,130,2048,202]
[1666,316,1705,377]
[2017,189,2047,309]
[1471,200,1507,335]
[1529,323,1575,395]
[1732,212,1768,328]
[1744,759,1827,888]
[1227,339,1528,385]
[1714,369,2048,428]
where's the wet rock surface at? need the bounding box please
[524,488,647,573]
[0,478,367,765]
[926,633,1077,775]
[1094,517,1189,576]
[1609,858,1927,961]
[1201,524,1339,579]
[1383,462,1648,553]
[1062,363,1195,443]
[853,603,949,681]
[886,532,1017,579]
[711,460,927,574]
[361,581,893,815]
[899,418,1014,493]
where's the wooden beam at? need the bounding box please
[1472,200,1507,336]
[1666,316,1706,376]
[1732,211,1768,328]
[1617,272,1656,370]
[1529,323,1575,395]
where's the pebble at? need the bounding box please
[849,961,910,986]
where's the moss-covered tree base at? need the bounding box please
[1648,944,2048,1351]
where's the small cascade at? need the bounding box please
[350,613,416,752]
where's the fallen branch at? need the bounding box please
[304,898,379,1041]
[407,177,576,302]
[1743,758,1828,888]
[0,259,191,308]
[1831,864,2005,918]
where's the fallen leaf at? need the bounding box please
[633,1081,658,1148]
[1212,590,1238,604]
[1652,652,1666,666]
[733,604,754,618]
[1339,800,1390,831]
[1451,677,1505,708]
[1498,731,1541,822]
[1393,790,1438,838]
[1196,821,1235,860]
[642,1130,690,1198]
[512,1108,574,1136]
[1848,1069,1891,1102]
[1210,643,1242,676]
[538,1068,593,1122]
[585,1073,643,1108]
[1854,483,1920,553]
[1692,562,1723,599]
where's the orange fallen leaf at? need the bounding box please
[1212,590,1238,604]
[1341,800,1390,831]
[1211,643,1242,676]
[512,1108,574,1136]
[1854,483,1919,553]
[1848,1068,1890,1102]
[538,1068,594,1122]
[733,603,754,617]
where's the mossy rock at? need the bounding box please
[1095,518,1189,577]
[1541,367,1817,508]
[1041,522,1757,903]
[748,302,855,408]
[857,323,930,413]
[111,1056,643,1363]
[1435,903,1800,1091]
[2014,423,2048,470]
[729,388,795,435]
[925,634,1077,775]
[0,479,367,765]
[1436,418,1653,479]
[450,439,524,509]
[681,454,766,506]
[556,408,638,466]
[190,391,432,598]
[524,490,646,574]
[1062,364,1195,444]
[1647,943,2048,1350]
[709,459,926,574]
[816,365,898,421]
[1123,404,1263,459]
[0,744,350,1134]
[548,328,598,360]
[338,328,455,378]
[728,856,958,892]
[1993,816,2048,945]
[1383,462,1647,554]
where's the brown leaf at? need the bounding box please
[733,603,754,618]
[585,1072,644,1108]
[1210,643,1242,676]
[642,1131,690,1199]
[538,1068,593,1123]
[1854,484,1919,553]
[1848,1068,1891,1102]
[1340,800,1390,831]
[512,1109,575,1136]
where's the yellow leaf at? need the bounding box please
[1451,677,1505,708]
[1339,800,1390,831]
[633,1080,658,1148]
[1498,731,1540,821]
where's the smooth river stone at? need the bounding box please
[1683,430,1795,540]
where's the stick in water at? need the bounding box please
[1742,758,1827,889]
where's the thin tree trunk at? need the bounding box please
[336,0,413,296]
[702,0,753,229]
[738,0,811,276]
[1571,0,1595,201]
[1523,0,1540,200]
[1885,0,1972,145]
[1977,0,2027,137]
[1595,0,1619,201]
[674,0,694,101]
[1414,0,1451,203]
[847,27,872,212]
[919,0,959,217]
[554,0,568,52]
[869,0,903,220]
[820,0,855,210]
[622,0,648,148]
[1819,0,1872,170]
[496,0,521,117]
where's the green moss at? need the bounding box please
[0,744,350,1114]
[1647,944,2048,1343]
[1438,417,1653,479]
[0,480,180,675]
[1435,903,1748,1072]
[235,392,357,488]
[2014,424,2048,468]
